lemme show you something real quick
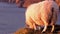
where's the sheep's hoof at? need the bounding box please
[41,30,46,33]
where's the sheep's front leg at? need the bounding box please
[41,18,48,33]
[42,25,48,33]
[33,23,37,30]
[51,25,54,32]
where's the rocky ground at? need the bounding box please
[0,0,59,8]
[14,25,60,34]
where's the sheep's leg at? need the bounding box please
[42,25,47,32]
[51,25,54,32]
[26,16,37,30]
[38,26,41,30]
[41,18,48,32]
[33,23,37,30]
[26,20,34,29]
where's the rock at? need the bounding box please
[15,0,24,8]
[0,0,8,2]
[23,0,60,8]
[8,0,15,3]
[55,0,60,6]
[23,0,43,8]
[15,0,43,8]
[14,25,60,34]
[0,0,59,8]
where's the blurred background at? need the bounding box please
[0,0,59,8]
[0,0,59,34]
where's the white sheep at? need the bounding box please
[25,0,59,32]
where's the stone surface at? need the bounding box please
[23,0,43,8]
[55,0,60,6]
[0,0,60,8]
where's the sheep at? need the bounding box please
[25,0,59,33]
[8,0,15,3]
